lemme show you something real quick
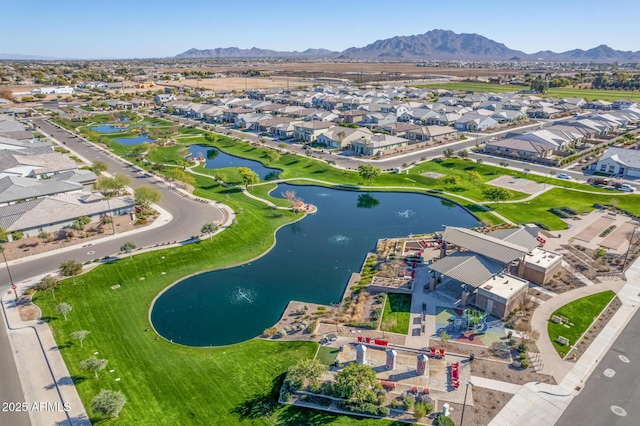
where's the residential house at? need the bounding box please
[454,114,498,131]
[270,120,302,139]
[316,127,373,149]
[339,109,368,124]
[293,121,334,142]
[594,146,640,177]
[405,125,457,143]
[350,134,408,156]
[0,193,135,239]
[612,99,638,110]
[154,94,177,103]
[379,122,421,137]
[359,113,397,129]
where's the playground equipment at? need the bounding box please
[449,308,488,334]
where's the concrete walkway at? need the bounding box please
[2,294,90,426]
[530,278,625,380]
[489,257,640,426]
[470,376,522,395]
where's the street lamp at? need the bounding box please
[0,245,16,300]
[105,197,116,235]
[460,381,473,426]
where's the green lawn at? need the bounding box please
[35,175,395,425]
[137,116,173,127]
[380,294,412,334]
[410,82,640,102]
[495,188,640,230]
[546,88,640,102]
[412,82,525,93]
[548,290,616,358]
[316,346,340,366]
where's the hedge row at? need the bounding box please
[337,400,390,417]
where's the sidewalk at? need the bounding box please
[489,257,640,425]
[2,295,90,426]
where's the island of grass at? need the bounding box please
[548,290,616,358]
[381,294,412,334]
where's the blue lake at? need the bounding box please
[112,134,155,146]
[188,145,280,179]
[150,184,479,346]
[91,124,130,133]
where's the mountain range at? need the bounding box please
[175,29,640,62]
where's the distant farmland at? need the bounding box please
[412,81,640,101]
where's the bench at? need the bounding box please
[557,336,570,346]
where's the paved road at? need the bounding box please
[556,306,640,426]
[0,300,31,426]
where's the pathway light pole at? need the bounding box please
[0,245,16,300]
[460,380,473,426]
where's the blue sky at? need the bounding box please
[3,0,640,59]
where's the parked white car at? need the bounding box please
[620,184,636,192]
[557,173,572,180]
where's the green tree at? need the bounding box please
[238,167,259,189]
[71,330,90,348]
[334,363,378,400]
[204,132,218,144]
[91,390,126,418]
[358,164,381,185]
[56,302,72,320]
[120,241,137,259]
[265,149,281,163]
[201,223,219,240]
[134,185,162,209]
[441,175,461,189]
[414,401,431,419]
[458,149,469,159]
[483,187,510,205]
[285,359,327,391]
[0,227,7,242]
[112,173,131,194]
[91,161,108,175]
[167,168,195,187]
[38,275,59,300]
[80,356,108,379]
[94,176,118,196]
[467,170,482,184]
[443,147,455,158]
[59,259,82,285]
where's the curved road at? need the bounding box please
[0,118,225,285]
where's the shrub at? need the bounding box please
[414,401,430,419]
[344,321,377,329]
[521,358,530,369]
[402,395,414,411]
[435,414,455,426]
[11,231,24,240]
[336,401,390,417]
[371,308,382,321]
[390,399,399,409]
[263,327,278,337]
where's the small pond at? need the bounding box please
[112,134,155,146]
[150,184,479,346]
[188,145,280,180]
